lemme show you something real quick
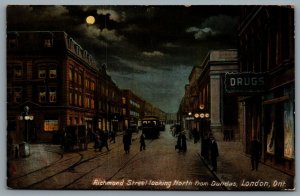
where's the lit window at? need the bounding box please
[49,69,57,78]
[122,108,126,115]
[39,70,46,78]
[85,79,89,88]
[74,93,78,105]
[79,95,82,106]
[69,68,73,81]
[69,92,73,104]
[44,39,53,48]
[91,81,95,91]
[49,87,56,103]
[78,74,82,86]
[39,88,46,103]
[14,66,22,79]
[91,98,94,109]
[44,120,58,132]
[13,87,22,103]
[122,97,126,104]
[74,72,78,83]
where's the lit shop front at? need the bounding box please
[225,72,295,175]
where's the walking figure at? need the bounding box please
[209,134,219,172]
[175,131,187,152]
[140,133,146,151]
[123,130,131,154]
[109,130,116,143]
[250,135,261,171]
[99,130,109,152]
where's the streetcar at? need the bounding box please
[141,116,160,139]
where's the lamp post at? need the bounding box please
[18,105,34,157]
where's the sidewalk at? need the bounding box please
[199,140,295,191]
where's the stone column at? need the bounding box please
[210,74,222,140]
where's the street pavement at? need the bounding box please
[199,139,295,191]
[7,130,295,191]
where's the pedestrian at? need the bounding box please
[201,134,210,160]
[140,133,146,151]
[109,130,116,143]
[99,130,109,152]
[123,130,131,154]
[94,134,100,152]
[175,131,187,152]
[192,128,199,143]
[209,134,219,172]
[250,135,262,171]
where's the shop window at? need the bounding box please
[44,120,59,132]
[13,87,22,103]
[49,87,57,103]
[49,69,57,78]
[38,69,46,78]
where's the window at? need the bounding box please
[122,97,126,104]
[74,93,78,105]
[122,108,126,115]
[49,69,57,78]
[69,92,73,104]
[79,94,82,106]
[8,38,17,49]
[14,66,22,79]
[78,74,82,86]
[38,69,46,78]
[69,68,73,81]
[91,98,95,109]
[44,120,58,132]
[85,79,89,88]
[39,87,46,103]
[91,81,95,91]
[49,87,56,103]
[13,87,22,103]
[44,39,53,48]
[74,71,78,83]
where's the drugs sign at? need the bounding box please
[225,72,266,94]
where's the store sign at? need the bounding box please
[225,72,266,93]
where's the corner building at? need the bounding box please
[7,31,98,143]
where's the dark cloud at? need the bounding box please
[7,5,239,113]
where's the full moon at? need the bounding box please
[86,16,95,24]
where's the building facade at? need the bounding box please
[180,49,239,140]
[238,6,295,175]
[7,31,99,143]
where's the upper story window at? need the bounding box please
[91,81,95,91]
[122,97,126,104]
[49,69,57,78]
[69,68,73,81]
[13,65,22,79]
[13,87,22,103]
[49,87,57,103]
[38,87,46,103]
[78,74,82,86]
[8,38,18,49]
[44,39,53,48]
[38,69,46,78]
[85,79,90,89]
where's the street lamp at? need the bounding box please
[18,105,34,157]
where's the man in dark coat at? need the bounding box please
[140,133,146,151]
[123,130,131,154]
[250,136,262,171]
[176,132,187,152]
[210,135,219,172]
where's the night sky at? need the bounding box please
[7,5,239,113]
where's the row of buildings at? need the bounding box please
[178,6,295,175]
[7,31,166,144]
